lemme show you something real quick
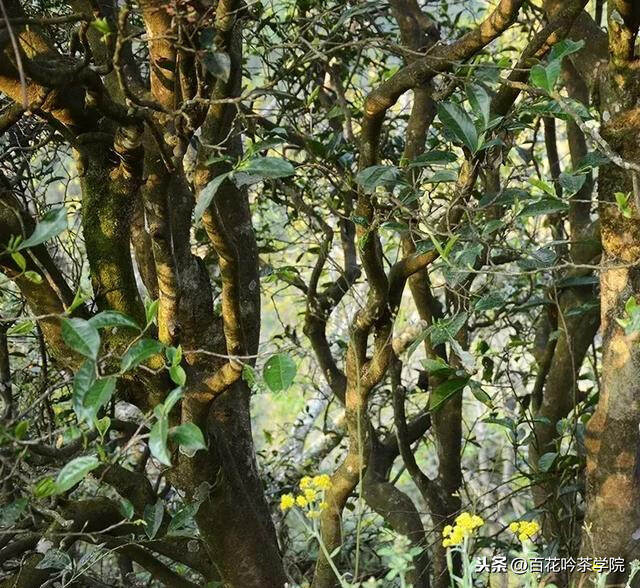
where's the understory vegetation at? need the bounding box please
[1,0,640,587]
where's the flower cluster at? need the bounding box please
[442,512,484,547]
[280,474,332,518]
[509,520,540,542]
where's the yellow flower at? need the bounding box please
[296,495,308,508]
[454,512,483,531]
[313,474,332,490]
[455,512,473,528]
[304,488,317,501]
[441,513,484,549]
[510,520,540,541]
[318,501,329,510]
[449,527,465,545]
[300,476,312,489]
[280,494,295,511]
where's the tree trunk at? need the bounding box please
[580,6,640,579]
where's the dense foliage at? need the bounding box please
[0,0,639,587]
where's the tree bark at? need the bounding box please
[579,4,640,582]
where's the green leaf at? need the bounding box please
[36,548,72,571]
[11,251,26,271]
[91,18,111,36]
[95,416,111,437]
[437,102,478,152]
[559,172,586,197]
[574,151,610,173]
[24,271,42,284]
[355,165,400,192]
[430,376,469,412]
[194,172,230,224]
[626,296,638,316]
[0,498,27,527]
[17,207,67,250]
[529,61,561,94]
[61,318,101,360]
[163,388,183,415]
[407,151,457,167]
[165,345,183,366]
[169,364,186,386]
[168,501,201,535]
[529,66,549,92]
[83,377,116,418]
[429,313,467,347]
[528,177,556,197]
[549,39,585,62]
[422,357,455,377]
[518,247,557,270]
[470,381,493,408]
[482,220,505,235]
[14,420,28,439]
[263,353,297,392]
[405,327,429,359]
[426,169,458,183]
[89,311,140,331]
[556,275,598,288]
[519,199,568,218]
[120,339,164,372]
[120,498,135,520]
[6,320,34,336]
[54,455,100,494]
[67,287,90,314]
[203,51,231,82]
[143,501,164,539]
[72,359,96,423]
[242,364,261,391]
[145,299,159,325]
[615,192,633,218]
[475,293,506,312]
[476,137,505,152]
[538,452,558,472]
[34,477,56,498]
[565,299,599,318]
[618,296,640,334]
[442,235,459,261]
[236,157,295,182]
[149,415,171,466]
[170,422,207,456]
[466,84,491,128]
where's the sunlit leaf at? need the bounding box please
[170,422,207,457]
[54,455,100,494]
[263,353,297,393]
[17,207,67,250]
[194,172,230,224]
[61,318,101,360]
[430,377,470,412]
[149,415,171,466]
[89,311,140,331]
[120,339,164,372]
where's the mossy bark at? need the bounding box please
[579,42,640,582]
